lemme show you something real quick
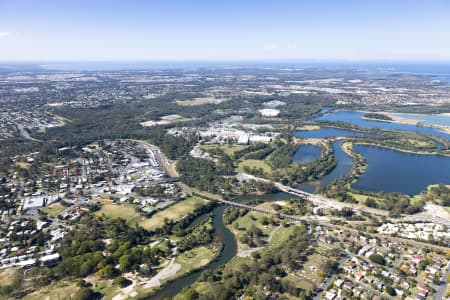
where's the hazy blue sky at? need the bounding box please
[1,0,450,61]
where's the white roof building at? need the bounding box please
[238,134,250,145]
[258,109,280,117]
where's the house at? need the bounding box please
[355,272,364,281]
[324,291,336,300]
[417,283,429,296]
[258,109,280,117]
[40,253,60,266]
[343,282,353,290]
[237,134,250,145]
[335,279,344,288]
[411,254,423,264]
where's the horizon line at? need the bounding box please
[2,59,450,64]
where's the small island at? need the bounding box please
[363,112,393,121]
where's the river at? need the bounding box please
[149,205,236,300]
[149,192,292,299]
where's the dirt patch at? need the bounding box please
[142,259,181,289]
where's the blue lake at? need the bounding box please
[294,124,449,195]
[292,144,322,164]
[352,145,450,196]
[315,111,450,140]
[295,127,367,139]
[391,113,450,127]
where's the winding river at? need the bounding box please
[149,205,236,300]
[149,192,291,299]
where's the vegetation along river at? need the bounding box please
[149,192,291,299]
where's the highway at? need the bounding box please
[193,192,330,224]
[192,191,450,252]
[237,173,450,226]
[236,173,389,216]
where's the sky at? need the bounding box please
[1,0,450,62]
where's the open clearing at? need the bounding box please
[199,144,247,156]
[96,203,141,225]
[97,197,207,230]
[175,97,227,106]
[138,196,207,230]
[40,202,66,216]
[23,281,79,300]
[0,267,19,288]
[229,201,281,251]
[174,246,216,277]
[237,159,272,174]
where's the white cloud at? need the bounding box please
[0,32,10,38]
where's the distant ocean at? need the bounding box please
[374,63,450,83]
[36,61,450,83]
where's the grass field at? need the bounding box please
[93,279,120,299]
[175,97,226,106]
[0,268,19,289]
[23,281,80,300]
[174,246,216,277]
[198,144,247,156]
[237,159,272,174]
[15,162,31,169]
[229,202,283,251]
[296,252,327,290]
[97,197,207,231]
[138,196,207,230]
[40,202,66,216]
[268,225,297,246]
[96,203,141,225]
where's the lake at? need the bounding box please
[297,141,353,193]
[391,113,450,127]
[292,144,322,164]
[295,127,367,139]
[315,111,450,140]
[352,145,450,196]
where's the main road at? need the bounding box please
[236,173,389,216]
[236,173,450,226]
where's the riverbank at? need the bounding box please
[363,112,450,135]
[146,204,237,300]
[350,141,450,157]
